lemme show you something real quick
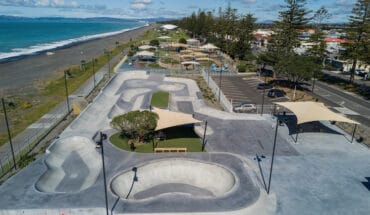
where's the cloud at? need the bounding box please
[0,0,79,8]
[130,0,152,10]
[231,0,256,4]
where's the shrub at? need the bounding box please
[237,64,247,73]
[150,39,159,46]
[179,38,187,44]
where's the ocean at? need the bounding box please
[0,17,145,62]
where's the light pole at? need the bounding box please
[218,63,223,102]
[64,70,70,113]
[1,98,17,170]
[261,75,267,116]
[105,50,111,79]
[97,132,109,215]
[92,58,96,89]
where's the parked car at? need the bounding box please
[257,82,273,90]
[267,89,286,98]
[233,103,257,113]
[355,69,367,77]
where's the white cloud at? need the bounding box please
[130,0,152,10]
[132,0,152,3]
[0,0,79,8]
[130,3,146,10]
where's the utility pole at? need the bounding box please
[64,70,70,113]
[1,98,17,170]
[218,65,223,102]
[261,75,267,116]
[105,50,111,79]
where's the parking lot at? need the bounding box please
[211,75,288,111]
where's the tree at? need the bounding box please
[150,39,160,47]
[233,14,256,60]
[309,7,331,64]
[261,0,311,78]
[272,0,311,54]
[110,110,159,144]
[178,38,187,44]
[275,54,322,84]
[342,0,369,82]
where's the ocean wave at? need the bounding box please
[0,24,147,62]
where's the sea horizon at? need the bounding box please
[0,16,148,62]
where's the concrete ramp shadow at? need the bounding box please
[36,136,102,193]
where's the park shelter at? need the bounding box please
[274,101,359,142]
[153,108,201,131]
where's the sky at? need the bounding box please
[0,0,356,22]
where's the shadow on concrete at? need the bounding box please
[125,167,138,199]
[362,177,370,192]
[278,114,342,136]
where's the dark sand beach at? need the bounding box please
[0,24,152,96]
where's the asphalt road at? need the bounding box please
[313,81,370,126]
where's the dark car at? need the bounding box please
[267,89,285,98]
[257,82,273,90]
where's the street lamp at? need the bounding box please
[96,132,109,215]
[218,56,224,102]
[1,98,17,170]
[64,70,70,113]
[92,58,96,89]
[261,75,267,116]
[104,50,111,79]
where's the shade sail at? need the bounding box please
[153,108,202,131]
[274,102,359,125]
[134,51,155,57]
[138,45,156,50]
[158,36,171,39]
[200,43,219,50]
[181,61,200,65]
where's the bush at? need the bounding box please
[237,64,247,73]
[179,38,187,44]
[150,39,159,46]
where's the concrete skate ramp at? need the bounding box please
[111,159,236,200]
[36,136,102,193]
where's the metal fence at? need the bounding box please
[201,69,234,112]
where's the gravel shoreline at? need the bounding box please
[0,24,153,96]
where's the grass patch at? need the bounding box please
[150,91,169,108]
[110,126,203,153]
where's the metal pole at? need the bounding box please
[218,65,223,101]
[351,124,357,143]
[64,71,70,113]
[202,121,208,151]
[100,132,109,215]
[261,76,267,116]
[312,72,316,92]
[1,98,17,170]
[295,125,299,143]
[267,117,279,194]
[92,59,96,89]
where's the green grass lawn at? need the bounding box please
[150,91,169,108]
[109,126,204,153]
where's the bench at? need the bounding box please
[154,147,187,153]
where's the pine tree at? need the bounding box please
[342,0,369,82]
[233,14,256,60]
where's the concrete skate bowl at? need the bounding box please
[36,136,102,193]
[111,159,237,200]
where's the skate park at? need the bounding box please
[0,68,370,215]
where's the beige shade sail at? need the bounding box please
[158,36,171,40]
[181,61,200,65]
[153,108,202,131]
[274,102,359,125]
[134,51,155,57]
[138,45,156,50]
[200,43,219,50]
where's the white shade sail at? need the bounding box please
[153,108,202,131]
[274,102,359,125]
[134,51,155,57]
